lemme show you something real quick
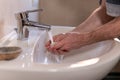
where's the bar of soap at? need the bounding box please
[0,46,22,60]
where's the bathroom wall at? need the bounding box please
[0,0,39,38]
[39,0,99,26]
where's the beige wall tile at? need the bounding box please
[40,0,98,26]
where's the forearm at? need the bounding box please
[91,17,120,42]
[73,6,114,33]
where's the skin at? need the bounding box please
[45,0,120,54]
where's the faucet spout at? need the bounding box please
[15,9,51,40]
[25,21,51,31]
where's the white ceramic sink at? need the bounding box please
[0,26,120,80]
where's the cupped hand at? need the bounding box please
[45,32,93,55]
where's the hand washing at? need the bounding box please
[46,42,64,63]
[33,30,64,63]
[47,31,64,63]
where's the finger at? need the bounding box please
[52,48,65,55]
[60,44,71,52]
[52,41,65,50]
[53,34,66,42]
[62,50,69,53]
[58,50,66,55]
[45,40,51,47]
[47,46,53,52]
[46,46,51,51]
[53,49,59,54]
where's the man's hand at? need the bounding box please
[45,32,93,54]
[45,0,115,55]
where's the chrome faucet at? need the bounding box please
[15,9,51,40]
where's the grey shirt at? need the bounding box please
[106,0,120,17]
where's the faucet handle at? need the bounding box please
[22,9,43,20]
[15,9,43,22]
[26,9,43,14]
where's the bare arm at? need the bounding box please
[90,17,120,43]
[46,0,119,54]
[88,0,120,43]
[73,0,114,32]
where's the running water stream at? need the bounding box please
[33,30,64,63]
[47,30,64,63]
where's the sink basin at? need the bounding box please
[0,26,120,80]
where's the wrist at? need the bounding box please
[88,31,101,44]
[84,31,97,45]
